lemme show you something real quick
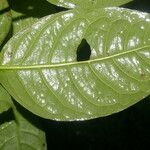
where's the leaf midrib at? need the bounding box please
[0,45,149,70]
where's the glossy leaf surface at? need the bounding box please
[0,8,150,121]
[0,0,11,46]
[47,0,132,9]
[0,87,47,150]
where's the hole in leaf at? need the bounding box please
[76,39,91,61]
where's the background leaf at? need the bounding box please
[0,0,12,47]
[0,8,150,121]
[0,86,47,150]
[47,0,133,9]
[0,85,13,114]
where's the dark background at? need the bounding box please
[44,96,150,150]
[3,0,150,149]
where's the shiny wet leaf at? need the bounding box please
[0,8,150,121]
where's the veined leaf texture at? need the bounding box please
[0,8,150,121]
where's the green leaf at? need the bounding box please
[0,112,47,150]
[0,85,13,114]
[11,9,38,34]
[0,8,150,121]
[47,0,133,9]
[0,0,12,46]
[0,87,47,150]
